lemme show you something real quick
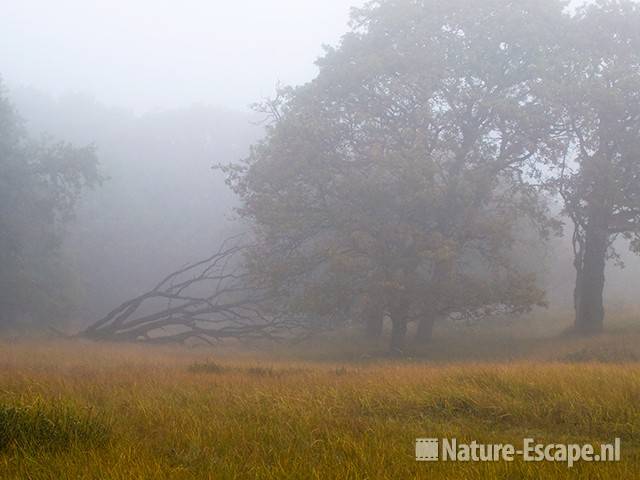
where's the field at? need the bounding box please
[2,318,640,479]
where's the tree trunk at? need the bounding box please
[575,209,609,334]
[573,248,583,324]
[390,318,407,355]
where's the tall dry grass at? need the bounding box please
[1,332,640,479]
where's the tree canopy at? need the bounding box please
[225,0,568,352]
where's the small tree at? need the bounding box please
[225,0,562,353]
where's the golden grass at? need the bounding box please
[1,334,640,479]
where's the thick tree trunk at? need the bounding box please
[575,210,609,334]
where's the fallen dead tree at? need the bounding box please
[80,237,295,344]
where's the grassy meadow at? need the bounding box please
[2,313,640,479]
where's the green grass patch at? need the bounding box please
[0,401,109,453]
[187,361,309,378]
[187,360,228,374]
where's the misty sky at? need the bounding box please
[2,0,595,115]
[2,0,366,113]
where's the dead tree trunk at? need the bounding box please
[79,239,290,343]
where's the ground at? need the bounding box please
[1,312,640,479]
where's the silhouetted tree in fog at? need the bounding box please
[10,89,259,324]
[548,1,640,333]
[0,82,101,330]
[224,0,564,353]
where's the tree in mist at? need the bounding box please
[224,0,563,353]
[10,89,259,323]
[549,1,640,333]
[0,83,101,330]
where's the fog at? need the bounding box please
[4,3,640,476]
[1,0,639,341]
[2,0,366,326]
[9,88,261,322]
[3,0,366,113]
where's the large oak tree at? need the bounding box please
[550,0,640,333]
[225,0,563,352]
